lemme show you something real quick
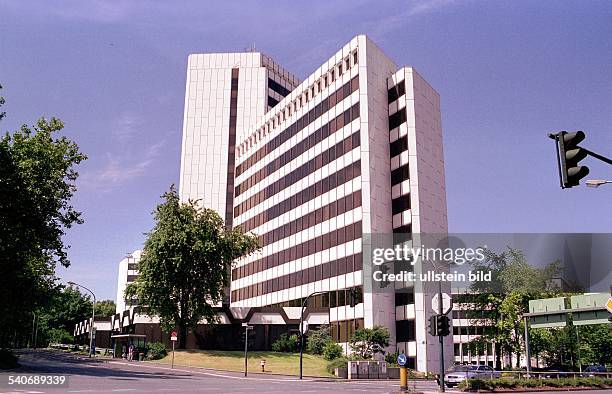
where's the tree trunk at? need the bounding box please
[179,323,188,349]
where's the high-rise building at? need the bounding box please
[176,35,451,372]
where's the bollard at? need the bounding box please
[260,359,266,372]
[400,366,408,392]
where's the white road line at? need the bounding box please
[67,390,95,393]
[111,390,137,392]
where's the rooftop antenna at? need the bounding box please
[244,42,256,52]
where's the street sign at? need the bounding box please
[432,293,452,315]
[171,331,178,341]
[606,297,612,314]
[397,353,407,367]
[300,321,309,334]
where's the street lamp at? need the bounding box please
[298,291,327,380]
[586,179,611,188]
[68,281,96,358]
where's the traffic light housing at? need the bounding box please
[428,314,451,337]
[551,131,590,188]
[436,315,450,336]
[428,315,437,336]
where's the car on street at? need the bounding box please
[445,365,502,387]
[582,365,607,377]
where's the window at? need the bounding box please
[331,70,335,82]
[324,75,328,87]
[338,64,343,76]
[353,50,358,65]
[345,58,350,70]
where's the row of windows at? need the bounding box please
[232,220,363,280]
[234,130,361,215]
[127,263,139,271]
[236,99,360,196]
[390,163,409,185]
[257,190,362,248]
[395,291,415,306]
[236,76,359,176]
[453,325,490,336]
[396,319,416,343]
[455,342,494,357]
[393,224,412,234]
[452,309,495,319]
[268,96,279,108]
[237,50,359,159]
[235,159,362,232]
[268,78,291,97]
[391,195,411,215]
[331,317,364,343]
[389,107,407,131]
[388,80,406,103]
[390,135,408,158]
[260,286,362,308]
[232,253,363,301]
[225,69,239,227]
[126,275,138,283]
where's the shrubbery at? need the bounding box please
[271,333,299,353]
[326,357,348,374]
[459,377,612,391]
[0,349,19,370]
[145,342,168,360]
[322,342,343,360]
[306,326,332,355]
[47,328,73,345]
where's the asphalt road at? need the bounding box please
[0,350,439,394]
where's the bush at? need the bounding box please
[459,377,612,391]
[326,357,348,374]
[47,328,73,345]
[322,342,343,360]
[349,326,389,359]
[385,350,400,365]
[271,333,298,353]
[306,326,332,355]
[145,342,167,360]
[0,349,19,370]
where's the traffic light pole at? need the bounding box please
[438,279,445,393]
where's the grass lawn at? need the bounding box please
[151,350,333,377]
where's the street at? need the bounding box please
[0,350,440,394]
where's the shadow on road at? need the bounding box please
[12,349,193,382]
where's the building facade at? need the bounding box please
[115,250,141,314]
[175,35,451,372]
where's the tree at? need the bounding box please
[125,187,259,348]
[95,300,117,317]
[349,326,390,359]
[467,248,565,369]
[306,325,332,355]
[0,85,87,347]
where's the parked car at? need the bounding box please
[445,365,480,387]
[445,365,502,387]
[583,365,607,377]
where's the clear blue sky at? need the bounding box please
[1,1,611,301]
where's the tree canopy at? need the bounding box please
[126,187,259,348]
[0,84,87,347]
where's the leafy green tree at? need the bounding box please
[0,85,86,347]
[349,326,390,359]
[306,325,332,355]
[126,187,259,348]
[467,248,565,369]
[95,300,117,317]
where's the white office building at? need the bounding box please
[175,35,452,372]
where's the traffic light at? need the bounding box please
[550,131,590,188]
[428,315,438,336]
[436,315,450,337]
[428,315,451,337]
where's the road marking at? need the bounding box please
[111,390,137,392]
[68,391,95,393]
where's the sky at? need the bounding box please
[1,0,611,301]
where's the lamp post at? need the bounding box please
[586,179,611,188]
[299,291,327,380]
[68,281,96,358]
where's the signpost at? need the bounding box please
[170,331,177,369]
[431,293,452,315]
[397,353,408,392]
